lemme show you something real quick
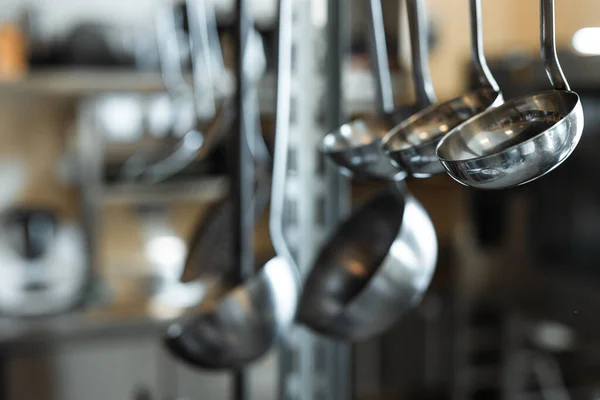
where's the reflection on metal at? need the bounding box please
[278,0,351,399]
[76,98,104,297]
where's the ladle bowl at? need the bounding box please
[382,88,503,177]
[297,187,437,341]
[164,256,298,369]
[321,119,408,181]
[381,0,502,178]
[436,90,582,189]
[436,0,583,190]
[163,0,298,370]
[321,0,434,182]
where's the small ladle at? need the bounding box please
[381,0,503,178]
[320,0,436,182]
[164,0,300,369]
[436,0,583,189]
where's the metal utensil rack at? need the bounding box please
[225,0,354,398]
[275,0,352,398]
[27,0,356,397]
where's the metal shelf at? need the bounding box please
[0,69,173,95]
[103,176,229,205]
[0,303,168,352]
[0,68,407,114]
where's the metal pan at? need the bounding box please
[436,0,583,189]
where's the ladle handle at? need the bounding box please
[187,0,217,120]
[406,0,437,107]
[368,0,395,116]
[541,0,570,91]
[206,2,226,82]
[469,0,499,91]
[270,0,293,264]
[155,4,190,96]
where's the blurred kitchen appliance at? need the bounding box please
[0,21,27,79]
[0,207,87,317]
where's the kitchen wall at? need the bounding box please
[422,0,600,99]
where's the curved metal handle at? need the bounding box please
[245,85,271,164]
[541,0,570,91]
[469,0,499,91]
[155,4,193,98]
[125,130,205,184]
[123,0,228,184]
[270,0,293,265]
[206,1,226,81]
[368,0,395,115]
[406,0,436,107]
[121,5,198,183]
[187,0,217,120]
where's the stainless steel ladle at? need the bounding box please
[121,0,221,184]
[382,0,503,178]
[436,0,583,189]
[164,0,300,369]
[298,0,437,342]
[297,181,437,341]
[320,0,436,182]
[179,12,271,285]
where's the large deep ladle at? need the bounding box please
[382,0,503,178]
[320,0,436,182]
[436,0,583,189]
[297,180,437,341]
[163,0,299,369]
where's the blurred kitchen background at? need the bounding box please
[0,0,597,399]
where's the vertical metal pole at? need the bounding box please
[232,0,253,399]
[325,0,350,254]
[325,0,352,398]
[278,0,351,399]
[76,99,104,305]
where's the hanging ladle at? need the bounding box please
[164,0,300,369]
[179,11,272,285]
[436,0,583,189]
[381,0,503,178]
[297,180,437,341]
[297,0,438,341]
[121,0,222,184]
[320,0,436,182]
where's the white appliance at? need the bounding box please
[0,208,87,316]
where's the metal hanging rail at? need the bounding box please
[232,0,254,398]
[278,0,352,399]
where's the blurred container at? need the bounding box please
[0,21,27,79]
[0,207,88,317]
